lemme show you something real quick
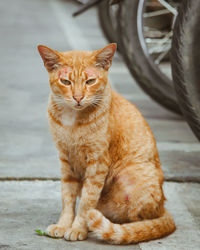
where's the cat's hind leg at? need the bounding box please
[89,163,174,244]
[97,162,164,223]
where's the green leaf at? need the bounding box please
[35,229,47,236]
[35,229,62,239]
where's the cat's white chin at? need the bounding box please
[73,105,85,111]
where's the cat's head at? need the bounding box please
[38,44,116,110]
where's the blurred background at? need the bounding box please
[0,0,199,180]
[0,0,200,249]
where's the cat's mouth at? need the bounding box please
[73,104,85,110]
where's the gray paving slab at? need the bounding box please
[147,119,197,143]
[124,94,182,120]
[0,181,199,250]
[0,181,140,250]
[178,183,200,229]
[160,150,200,182]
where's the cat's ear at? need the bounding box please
[95,43,117,70]
[37,45,61,72]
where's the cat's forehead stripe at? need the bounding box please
[78,69,81,78]
[71,70,75,81]
[68,71,72,81]
[82,71,87,80]
[58,66,97,81]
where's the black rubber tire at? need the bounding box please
[171,0,200,140]
[98,0,118,44]
[117,0,182,114]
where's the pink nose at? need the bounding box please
[73,95,83,103]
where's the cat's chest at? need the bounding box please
[53,120,88,151]
[51,115,95,166]
[59,125,97,177]
[60,108,76,126]
[49,108,109,178]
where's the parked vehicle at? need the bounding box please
[73,0,200,141]
[117,0,181,114]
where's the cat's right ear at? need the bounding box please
[37,45,61,72]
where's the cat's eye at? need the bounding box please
[60,79,71,85]
[86,78,96,85]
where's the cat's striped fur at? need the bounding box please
[38,44,176,244]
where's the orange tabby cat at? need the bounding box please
[38,43,176,244]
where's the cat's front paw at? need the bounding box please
[64,227,88,241]
[46,224,66,238]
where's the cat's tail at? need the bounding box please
[87,208,176,244]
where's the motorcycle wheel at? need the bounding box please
[171,0,200,140]
[117,0,182,114]
[98,0,119,45]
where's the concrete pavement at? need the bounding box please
[0,181,199,250]
[0,0,200,249]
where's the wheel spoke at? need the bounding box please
[148,41,170,54]
[158,0,177,15]
[145,28,172,53]
[143,9,170,18]
[154,44,171,64]
[156,31,172,44]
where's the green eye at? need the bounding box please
[60,79,71,85]
[86,79,96,85]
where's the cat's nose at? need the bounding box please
[73,95,84,104]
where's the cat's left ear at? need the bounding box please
[95,43,117,70]
[37,45,61,72]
